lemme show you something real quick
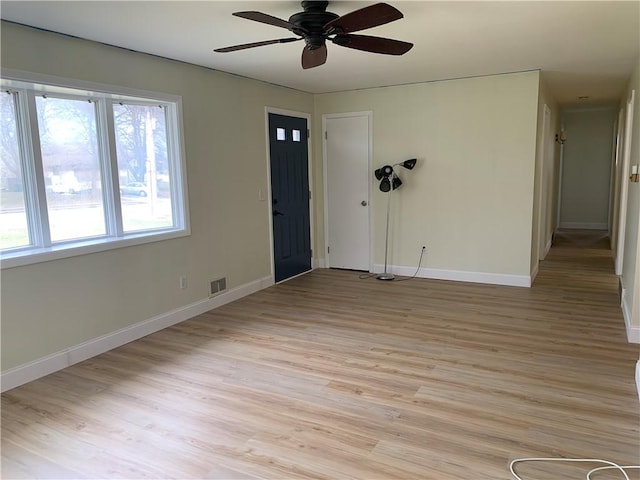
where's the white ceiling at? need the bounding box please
[2,1,639,106]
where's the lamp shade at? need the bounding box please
[400,158,417,170]
[376,165,394,180]
[375,161,414,192]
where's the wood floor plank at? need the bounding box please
[2,230,639,479]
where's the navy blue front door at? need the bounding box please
[269,113,311,282]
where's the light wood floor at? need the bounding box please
[2,231,639,479]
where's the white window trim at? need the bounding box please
[0,69,190,269]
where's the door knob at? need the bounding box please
[361,200,368,206]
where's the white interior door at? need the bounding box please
[324,113,371,270]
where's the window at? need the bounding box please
[0,73,189,268]
[0,92,29,249]
[113,103,173,232]
[37,95,106,242]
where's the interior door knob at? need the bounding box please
[361,200,368,206]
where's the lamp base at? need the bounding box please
[376,273,395,281]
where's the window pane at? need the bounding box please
[0,93,30,249]
[36,96,106,242]
[113,104,174,232]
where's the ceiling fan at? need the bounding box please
[214,1,413,69]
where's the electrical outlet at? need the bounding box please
[179,276,187,290]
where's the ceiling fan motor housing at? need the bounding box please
[289,1,339,49]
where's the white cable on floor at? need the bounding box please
[587,465,640,479]
[509,457,638,480]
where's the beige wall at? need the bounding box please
[0,23,314,370]
[314,71,540,278]
[621,57,640,330]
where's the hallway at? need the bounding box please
[534,229,621,295]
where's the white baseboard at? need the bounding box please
[620,287,639,402]
[313,257,326,269]
[373,264,531,288]
[1,275,274,393]
[621,287,640,343]
[559,222,608,230]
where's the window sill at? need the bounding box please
[1,228,190,270]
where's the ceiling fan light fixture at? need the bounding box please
[215,1,413,69]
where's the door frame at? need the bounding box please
[615,89,635,275]
[265,107,314,283]
[322,111,373,271]
[610,108,625,251]
[555,122,566,232]
[537,104,552,261]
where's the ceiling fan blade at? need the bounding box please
[233,11,299,32]
[332,34,413,55]
[301,44,328,69]
[215,38,300,53]
[324,3,403,34]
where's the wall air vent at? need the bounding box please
[209,277,227,297]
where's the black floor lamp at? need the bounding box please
[374,158,417,281]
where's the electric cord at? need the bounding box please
[394,246,426,282]
[358,246,426,281]
[509,457,639,480]
[358,272,377,279]
[587,465,640,479]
